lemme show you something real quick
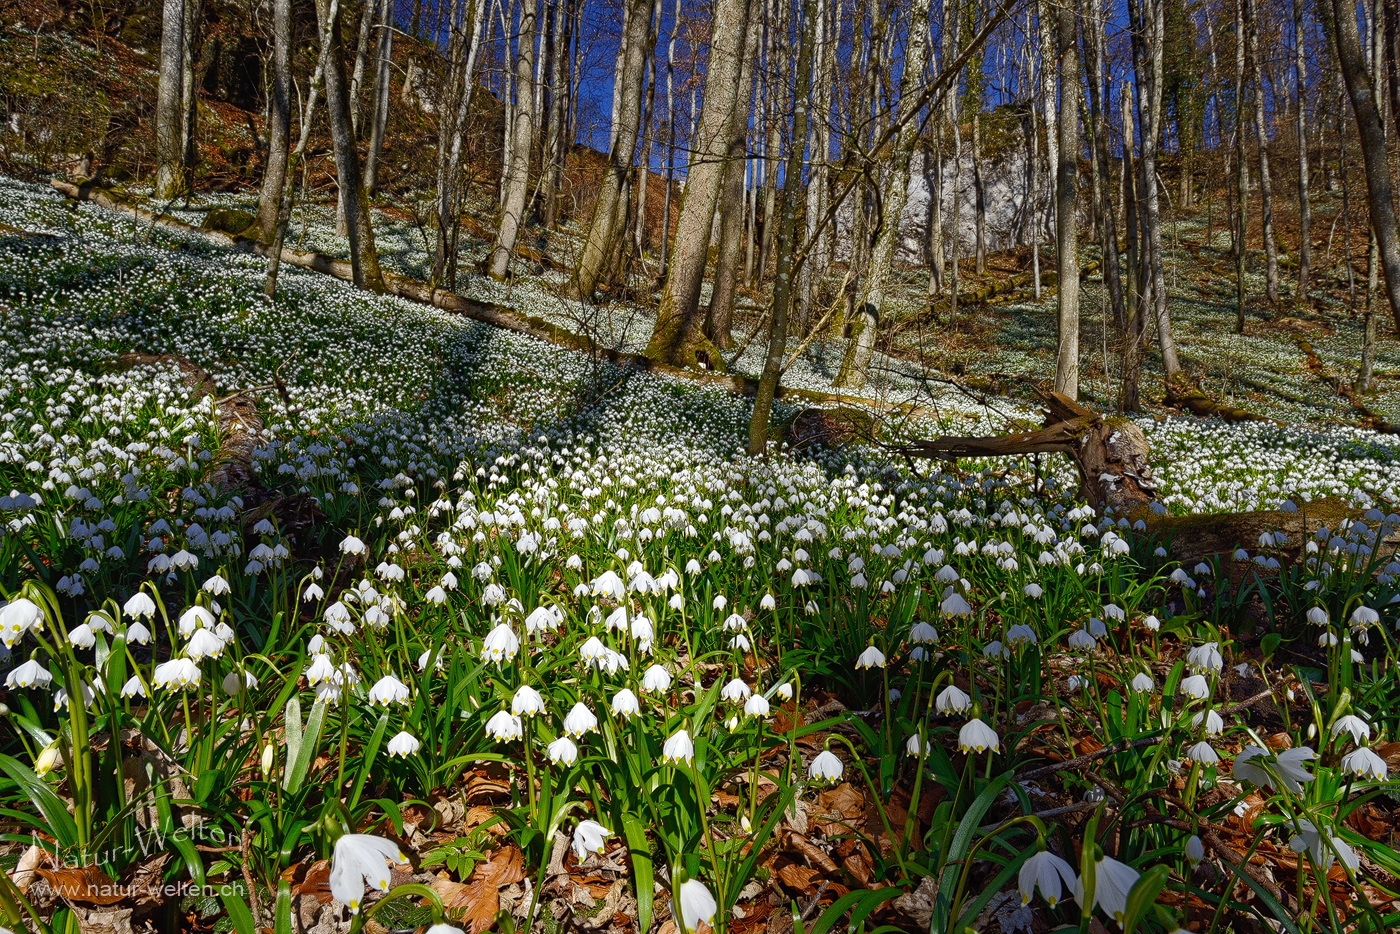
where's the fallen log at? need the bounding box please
[1163,380,1272,424]
[1292,334,1399,434]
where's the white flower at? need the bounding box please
[339,535,367,556]
[1233,745,1315,793]
[1019,849,1076,907]
[329,834,408,914]
[1068,630,1096,650]
[1005,624,1036,646]
[612,688,641,718]
[1187,642,1223,674]
[905,734,924,756]
[5,659,51,690]
[1192,709,1224,736]
[367,675,411,706]
[662,728,694,765]
[1185,835,1205,865]
[67,623,96,648]
[186,628,225,660]
[480,623,520,664]
[909,622,940,644]
[1076,856,1140,922]
[123,592,157,619]
[386,731,420,758]
[744,694,770,717]
[1187,741,1220,764]
[1289,819,1359,874]
[0,599,44,647]
[1179,675,1211,700]
[579,636,608,667]
[855,646,886,669]
[512,685,546,717]
[203,574,231,595]
[720,678,751,703]
[1130,672,1154,693]
[940,592,973,617]
[809,750,844,782]
[958,718,1000,754]
[221,669,257,694]
[571,819,612,860]
[153,658,201,691]
[1332,715,1371,745]
[676,878,717,933]
[641,664,672,694]
[125,622,152,645]
[1341,746,1387,780]
[547,736,578,765]
[936,685,971,715]
[776,682,793,701]
[178,606,215,637]
[1141,614,1160,631]
[485,710,524,742]
[120,675,147,698]
[563,703,598,737]
[590,571,626,601]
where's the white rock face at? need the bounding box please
[835,133,1054,265]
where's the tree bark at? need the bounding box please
[1294,0,1311,300]
[568,0,653,299]
[1082,0,1124,377]
[254,0,292,242]
[1121,76,1143,411]
[154,0,186,200]
[1325,0,1400,331]
[705,9,761,349]
[432,0,486,286]
[644,0,752,367]
[1246,0,1279,304]
[490,0,538,279]
[750,0,818,454]
[1053,0,1079,399]
[316,0,385,291]
[179,0,203,192]
[1234,0,1249,332]
[364,0,394,194]
[834,0,932,389]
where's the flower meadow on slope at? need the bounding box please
[1,175,1399,932]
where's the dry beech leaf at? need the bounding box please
[775,861,820,893]
[34,865,124,906]
[785,832,839,874]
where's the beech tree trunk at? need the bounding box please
[750,0,818,454]
[254,0,292,242]
[1326,0,1400,332]
[1246,0,1280,304]
[431,0,486,287]
[569,0,653,299]
[490,0,538,279]
[364,0,393,194]
[1053,0,1079,399]
[1083,0,1124,380]
[154,0,186,200]
[316,0,385,291]
[644,0,752,367]
[1295,0,1312,300]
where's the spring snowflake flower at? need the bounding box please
[936,685,972,715]
[721,678,751,703]
[760,593,776,610]
[1130,672,1155,693]
[125,621,152,645]
[485,710,524,742]
[547,736,578,765]
[641,664,672,693]
[481,623,520,664]
[0,599,43,648]
[940,592,973,617]
[1179,675,1211,700]
[1187,741,1220,764]
[1068,630,1096,650]
[123,592,157,619]
[1005,624,1036,646]
[177,606,215,637]
[905,734,925,756]
[1141,614,1160,631]
[563,703,599,737]
[221,670,258,694]
[1192,709,1224,736]
[809,750,844,782]
[1019,849,1076,907]
[1076,856,1140,922]
[855,646,886,669]
[387,731,420,758]
[153,658,201,691]
[662,728,695,765]
[676,878,717,933]
[1349,606,1379,627]
[1187,642,1223,674]
[339,535,367,556]
[744,694,770,717]
[611,688,640,718]
[121,675,147,698]
[1233,745,1316,793]
[1332,715,1370,744]
[6,659,51,690]
[186,628,225,661]
[367,675,411,706]
[512,685,546,717]
[776,682,793,700]
[1341,746,1387,780]
[590,571,626,601]
[329,834,408,914]
[1185,835,1205,865]
[571,820,612,860]
[956,714,1001,754]
[66,623,95,649]
[1289,819,1359,874]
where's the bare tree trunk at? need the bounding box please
[1053,0,1079,398]
[568,0,652,298]
[660,0,679,278]
[1234,0,1249,332]
[758,0,790,280]
[1121,81,1143,411]
[706,10,761,348]
[644,0,753,367]
[1038,0,1059,223]
[1082,0,1124,357]
[432,0,486,286]
[1326,0,1400,331]
[491,0,538,279]
[633,0,661,257]
[364,0,393,194]
[254,0,292,241]
[154,0,185,200]
[1131,0,1181,379]
[179,0,202,193]
[750,0,817,454]
[349,0,378,136]
[834,0,932,390]
[1246,0,1279,303]
[543,0,568,227]
[316,0,385,291]
[1294,0,1311,300]
[972,103,987,274]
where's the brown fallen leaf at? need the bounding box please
[786,832,839,874]
[431,878,498,934]
[1074,735,1104,757]
[775,861,821,893]
[814,783,864,836]
[34,865,125,906]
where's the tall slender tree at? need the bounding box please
[254,0,292,241]
[1053,0,1079,398]
[491,0,539,279]
[154,0,186,199]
